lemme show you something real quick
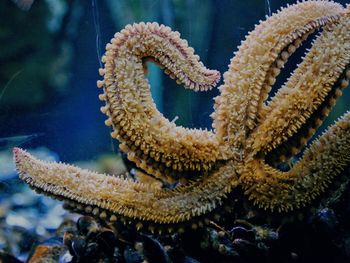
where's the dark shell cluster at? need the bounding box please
[2,203,350,263]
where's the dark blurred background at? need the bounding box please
[0,0,349,162]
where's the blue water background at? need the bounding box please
[1,0,349,163]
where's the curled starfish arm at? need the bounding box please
[11,1,350,230]
[240,111,350,212]
[212,1,344,153]
[250,10,350,156]
[98,22,221,179]
[14,148,239,225]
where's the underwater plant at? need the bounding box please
[13,0,350,232]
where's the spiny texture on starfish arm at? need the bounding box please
[13,1,350,229]
[249,9,350,155]
[14,148,238,225]
[212,0,344,155]
[241,111,350,212]
[98,22,221,180]
[239,8,350,212]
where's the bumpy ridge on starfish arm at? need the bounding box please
[250,10,350,155]
[13,148,239,224]
[212,1,344,155]
[240,111,350,212]
[98,22,222,179]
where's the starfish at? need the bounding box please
[13,1,350,232]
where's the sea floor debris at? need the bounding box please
[1,166,349,262]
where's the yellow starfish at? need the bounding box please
[13,1,350,231]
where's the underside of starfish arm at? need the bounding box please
[240,111,350,212]
[212,1,344,155]
[13,148,239,225]
[98,22,222,180]
[250,10,350,155]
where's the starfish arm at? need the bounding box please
[240,111,350,212]
[14,148,239,225]
[212,1,344,155]
[98,22,221,179]
[249,10,350,156]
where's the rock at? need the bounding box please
[123,248,144,263]
[229,226,255,242]
[0,250,22,263]
[140,234,172,263]
[27,238,66,263]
